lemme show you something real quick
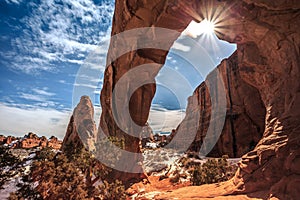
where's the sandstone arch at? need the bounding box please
[99,0,300,197]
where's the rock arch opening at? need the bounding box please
[98,0,300,197]
[145,19,264,159]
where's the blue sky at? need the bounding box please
[0,0,236,138]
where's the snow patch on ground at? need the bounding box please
[143,149,183,174]
[0,149,36,199]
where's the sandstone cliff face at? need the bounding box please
[99,0,198,184]
[62,96,97,152]
[101,0,300,198]
[214,1,300,198]
[176,52,266,158]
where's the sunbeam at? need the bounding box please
[184,19,215,38]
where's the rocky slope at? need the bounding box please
[99,0,300,198]
[0,133,61,150]
[174,51,266,158]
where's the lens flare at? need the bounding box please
[185,19,215,38]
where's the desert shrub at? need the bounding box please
[191,155,235,185]
[179,156,198,169]
[35,146,56,161]
[96,180,126,200]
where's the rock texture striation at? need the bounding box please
[100,0,300,198]
[175,52,266,158]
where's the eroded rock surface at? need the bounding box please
[99,0,198,184]
[100,0,300,197]
[0,133,62,150]
[174,52,266,158]
[62,96,97,151]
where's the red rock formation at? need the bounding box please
[39,136,48,148]
[174,51,266,158]
[100,0,300,197]
[0,133,62,150]
[5,136,17,145]
[99,0,198,185]
[20,132,42,149]
[62,96,97,151]
[48,136,62,150]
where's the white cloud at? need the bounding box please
[19,93,46,102]
[5,0,22,4]
[148,104,185,133]
[65,59,84,65]
[73,83,98,89]
[18,87,57,107]
[0,103,71,139]
[172,41,191,52]
[58,80,69,84]
[3,0,114,74]
[32,88,55,96]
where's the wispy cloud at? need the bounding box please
[19,93,46,102]
[172,41,191,52]
[32,88,55,96]
[18,87,57,107]
[73,83,98,89]
[2,0,114,74]
[4,0,23,4]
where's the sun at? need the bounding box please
[200,19,215,34]
[185,19,215,38]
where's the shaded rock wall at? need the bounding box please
[223,2,300,197]
[62,96,97,152]
[175,51,266,158]
[100,0,300,197]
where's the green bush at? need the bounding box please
[191,155,235,186]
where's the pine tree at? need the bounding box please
[13,149,88,200]
[12,136,128,199]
